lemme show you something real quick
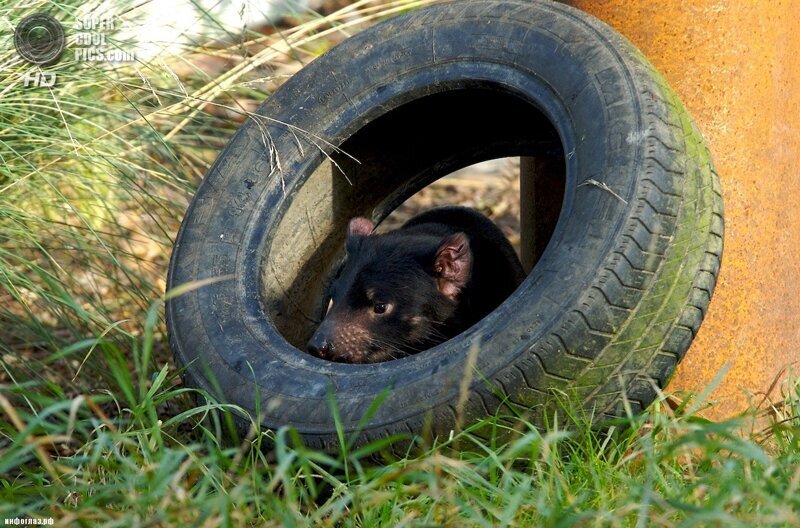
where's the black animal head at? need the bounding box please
[307,217,472,363]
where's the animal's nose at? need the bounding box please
[308,334,334,358]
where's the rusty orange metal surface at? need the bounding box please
[567,0,800,417]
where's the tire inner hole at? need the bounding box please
[262,87,566,357]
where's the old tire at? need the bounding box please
[167,0,723,449]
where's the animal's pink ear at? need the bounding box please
[347,217,374,238]
[434,233,472,299]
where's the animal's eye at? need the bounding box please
[373,302,388,314]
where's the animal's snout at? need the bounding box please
[308,332,334,358]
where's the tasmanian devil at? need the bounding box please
[307,206,526,363]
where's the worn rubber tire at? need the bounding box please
[167,0,723,450]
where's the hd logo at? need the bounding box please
[14,13,66,87]
[23,71,57,88]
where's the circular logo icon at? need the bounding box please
[14,13,66,65]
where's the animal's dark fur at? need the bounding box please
[307,206,526,363]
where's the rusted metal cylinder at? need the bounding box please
[567,0,800,417]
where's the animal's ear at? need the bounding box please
[434,233,472,299]
[347,217,374,239]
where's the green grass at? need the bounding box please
[1,0,799,526]
[3,309,800,526]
